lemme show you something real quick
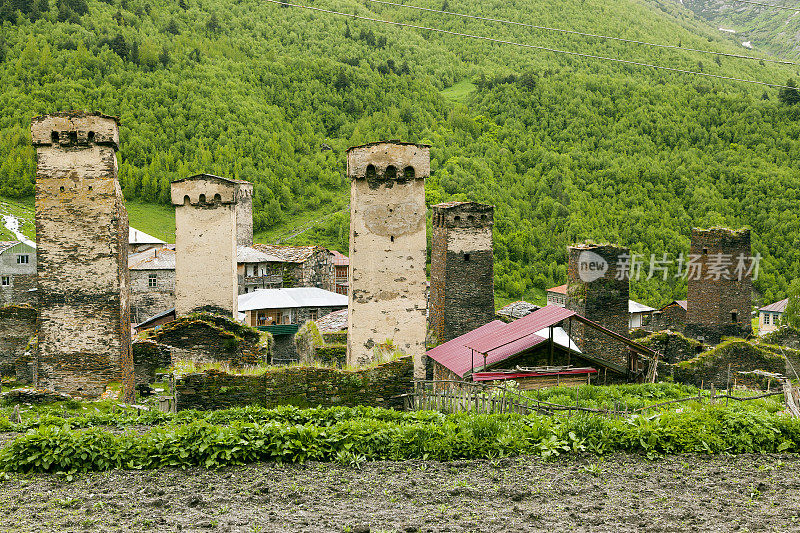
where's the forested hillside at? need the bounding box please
[2,0,800,307]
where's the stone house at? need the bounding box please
[759,298,788,335]
[237,245,284,294]
[0,241,37,306]
[238,287,347,327]
[548,284,654,330]
[250,244,335,292]
[649,300,687,333]
[129,246,176,324]
[546,284,568,307]
[331,250,349,295]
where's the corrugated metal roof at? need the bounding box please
[129,227,166,245]
[238,287,347,312]
[331,250,350,266]
[465,306,576,355]
[251,244,322,263]
[426,321,508,378]
[676,300,687,310]
[629,300,655,313]
[760,298,788,313]
[547,284,568,295]
[129,247,176,270]
[0,241,21,254]
[237,245,282,263]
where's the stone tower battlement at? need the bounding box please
[347,141,429,378]
[429,202,495,345]
[32,112,134,401]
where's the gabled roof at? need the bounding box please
[251,244,323,263]
[658,300,687,312]
[466,306,577,355]
[547,284,568,295]
[426,321,509,378]
[135,307,176,329]
[238,287,347,312]
[238,245,282,263]
[129,227,166,246]
[629,300,655,313]
[331,250,349,266]
[316,309,348,332]
[496,301,540,319]
[0,241,21,254]
[760,298,789,313]
[129,247,176,270]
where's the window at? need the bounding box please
[731,311,738,323]
[775,313,781,324]
[1,276,9,287]
[309,309,318,321]
[764,313,770,325]
[463,253,471,262]
[16,255,29,264]
[148,274,157,288]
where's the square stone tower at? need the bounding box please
[31,112,134,401]
[566,243,630,371]
[429,202,494,344]
[685,228,752,344]
[171,174,247,318]
[236,181,253,247]
[346,141,429,377]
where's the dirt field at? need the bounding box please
[0,453,798,532]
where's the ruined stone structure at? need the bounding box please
[171,174,247,317]
[566,244,631,371]
[685,228,752,345]
[0,241,37,306]
[346,141,429,377]
[31,112,134,400]
[236,181,253,247]
[429,202,495,344]
[0,305,36,379]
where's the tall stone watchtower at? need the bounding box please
[685,227,752,344]
[347,141,429,378]
[31,112,134,401]
[171,174,247,318]
[429,202,494,344]
[566,243,630,371]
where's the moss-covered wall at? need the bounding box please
[638,330,705,365]
[132,340,172,385]
[175,356,413,411]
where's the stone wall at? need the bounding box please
[566,244,630,370]
[685,228,752,344]
[130,268,175,324]
[132,340,172,385]
[648,301,686,333]
[0,241,37,306]
[235,181,253,247]
[0,305,36,379]
[175,356,414,411]
[637,330,704,365]
[347,142,429,378]
[31,112,134,401]
[172,174,245,318]
[429,202,495,344]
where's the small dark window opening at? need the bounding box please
[702,247,708,255]
[184,195,191,205]
[695,345,704,354]
[464,253,471,262]
[454,215,461,222]
[214,193,222,203]
[481,214,487,220]
[385,165,397,179]
[390,236,395,242]
[199,194,206,204]
[403,166,415,179]
[51,131,59,144]
[366,164,376,179]
[467,215,475,222]
[731,312,738,323]
[88,131,95,143]
[59,186,65,192]
[88,185,93,191]
[69,131,77,145]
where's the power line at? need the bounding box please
[732,0,800,10]
[264,0,796,89]
[365,0,799,66]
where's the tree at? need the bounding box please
[778,78,800,105]
[206,12,220,33]
[782,279,800,329]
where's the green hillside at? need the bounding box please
[2,0,800,307]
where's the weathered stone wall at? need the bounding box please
[429,202,495,344]
[175,356,414,411]
[685,228,752,345]
[130,268,175,323]
[31,112,134,401]
[271,334,298,364]
[172,174,243,318]
[566,244,630,370]
[637,330,704,365]
[0,305,36,378]
[649,302,686,333]
[0,242,38,306]
[132,340,172,385]
[150,314,263,367]
[347,142,429,378]
[236,181,253,247]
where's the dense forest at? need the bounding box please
[1,0,800,307]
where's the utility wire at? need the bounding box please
[264,0,796,89]
[365,0,799,66]
[733,0,800,10]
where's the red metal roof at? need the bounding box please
[426,321,507,378]
[472,368,598,381]
[547,284,568,295]
[465,305,576,355]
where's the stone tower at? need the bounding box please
[429,202,495,344]
[31,112,134,401]
[566,244,630,371]
[685,228,752,344]
[172,174,247,318]
[347,141,429,378]
[236,181,254,247]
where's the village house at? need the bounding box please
[250,244,335,292]
[129,246,176,324]
[128,227,167,254]
[331,250,349,295]
[759,298,788,335]
[546,284,655,329]
[649,300,687,332]
[0,241,37,306]
[238,287,347,327]
[237,245,284,294]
